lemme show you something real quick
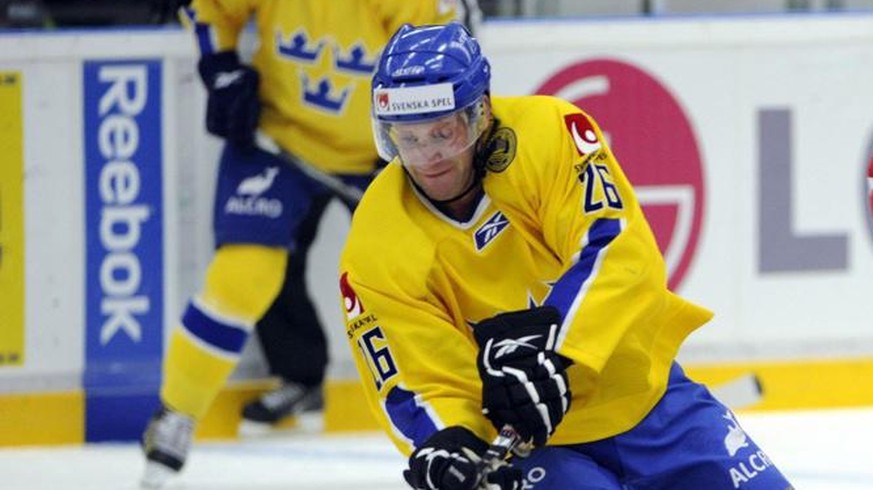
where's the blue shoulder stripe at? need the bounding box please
[181,6,216,55]
[545,218,623,318]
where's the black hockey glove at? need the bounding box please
[403,426,522,490]
[474,306,572,448]
[197,50,260,147]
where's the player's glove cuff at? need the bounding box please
[197,50,261,146]
[474,306,572,447]
[403,426,522,490]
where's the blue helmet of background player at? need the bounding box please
[371,22,492,169]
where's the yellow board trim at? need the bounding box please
[684,357,873,410]
[0,70,26,367]
[0,392,84,446]
[194,378,381,439]
[4,357,873,446]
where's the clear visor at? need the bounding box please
[373,97,488,168]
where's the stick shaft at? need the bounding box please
[711,373,763,410]
[475,425,526,488]
[254,130,364,204]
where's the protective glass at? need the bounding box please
[373,97,488,168]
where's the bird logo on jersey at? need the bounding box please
[224,167,283,218]
[340,272,364,320]
[237,167,279,196]
[722,411,749,457]
[564,114,601,156]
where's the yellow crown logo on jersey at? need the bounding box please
[276,30,323,62]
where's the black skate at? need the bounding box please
[140,405,194,489]
[239,382,324,436]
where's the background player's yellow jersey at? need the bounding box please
[184,0,458,174]
[339,95,714,455]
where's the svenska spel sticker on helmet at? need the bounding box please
[373,83,456,117]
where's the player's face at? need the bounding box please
[392,113,477,201]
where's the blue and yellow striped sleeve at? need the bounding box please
[181,0,260,55]
[339,272,495,456]
[537,101,670,374]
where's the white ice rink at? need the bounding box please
[1,408,870,490]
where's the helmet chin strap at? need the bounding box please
[428,172,481,205]
[406,117,498,218]
[405,165,482,207]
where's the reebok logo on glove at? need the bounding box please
[214,70,245,90]
[491,335,543,360]
[474,306,572,448]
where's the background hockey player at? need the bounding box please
[339,22,795,489]
[140,1,467,488]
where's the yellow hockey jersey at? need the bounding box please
[339,95,714,455]
[184,0,458,174]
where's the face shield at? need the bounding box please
[372,83,488,169]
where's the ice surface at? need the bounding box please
[0,408,870,489]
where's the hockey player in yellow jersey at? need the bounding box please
[140,1,465,488]
[339,23,794,489]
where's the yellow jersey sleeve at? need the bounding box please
[482,96,712,425]
[184,0,261,54]
[339,269,495,456]
[536,100,669,372]
[502,97,712,408]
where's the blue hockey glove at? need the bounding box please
[474,306,572,448]
[196,50,260,147]
[403,426,522,490]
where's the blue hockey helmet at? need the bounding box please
[371,22,491,167]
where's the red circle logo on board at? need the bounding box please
[536,59,705,291]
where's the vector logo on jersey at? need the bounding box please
[538,59,705,291]
[340,272,364,320]
[563,113,602,156]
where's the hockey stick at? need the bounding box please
[474,424,526,488]
[710,372,764,410]
[254,130,364,205]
